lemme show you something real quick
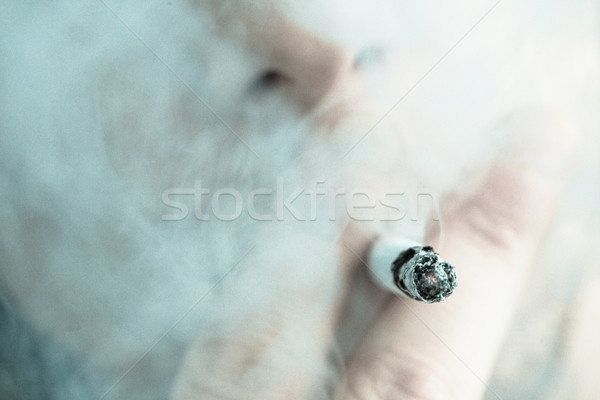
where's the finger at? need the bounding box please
[337,112,578,400]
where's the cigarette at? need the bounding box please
[368,237,457,303]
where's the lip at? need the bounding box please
[312,99,388,134]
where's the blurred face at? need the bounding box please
[0,0,412,351]
[2,0,599,398]
[94,0,420,210]
[0,1,528,398]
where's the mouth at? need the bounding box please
[310,98,387,134]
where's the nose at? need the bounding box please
[251,20,357,111]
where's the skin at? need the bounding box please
[171,2,578,399]
[172,129,574,400]
[337,161,570,400]
[0,0,593,398]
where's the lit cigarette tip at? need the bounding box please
[394,246,457,303]
[369,239,458,304]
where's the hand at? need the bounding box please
[336,111,577,400]
[171,111,577,400]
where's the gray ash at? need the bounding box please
[392,246,458,303]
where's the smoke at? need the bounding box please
[0,0,598,399]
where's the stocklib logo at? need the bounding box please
[161,178,440,222]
